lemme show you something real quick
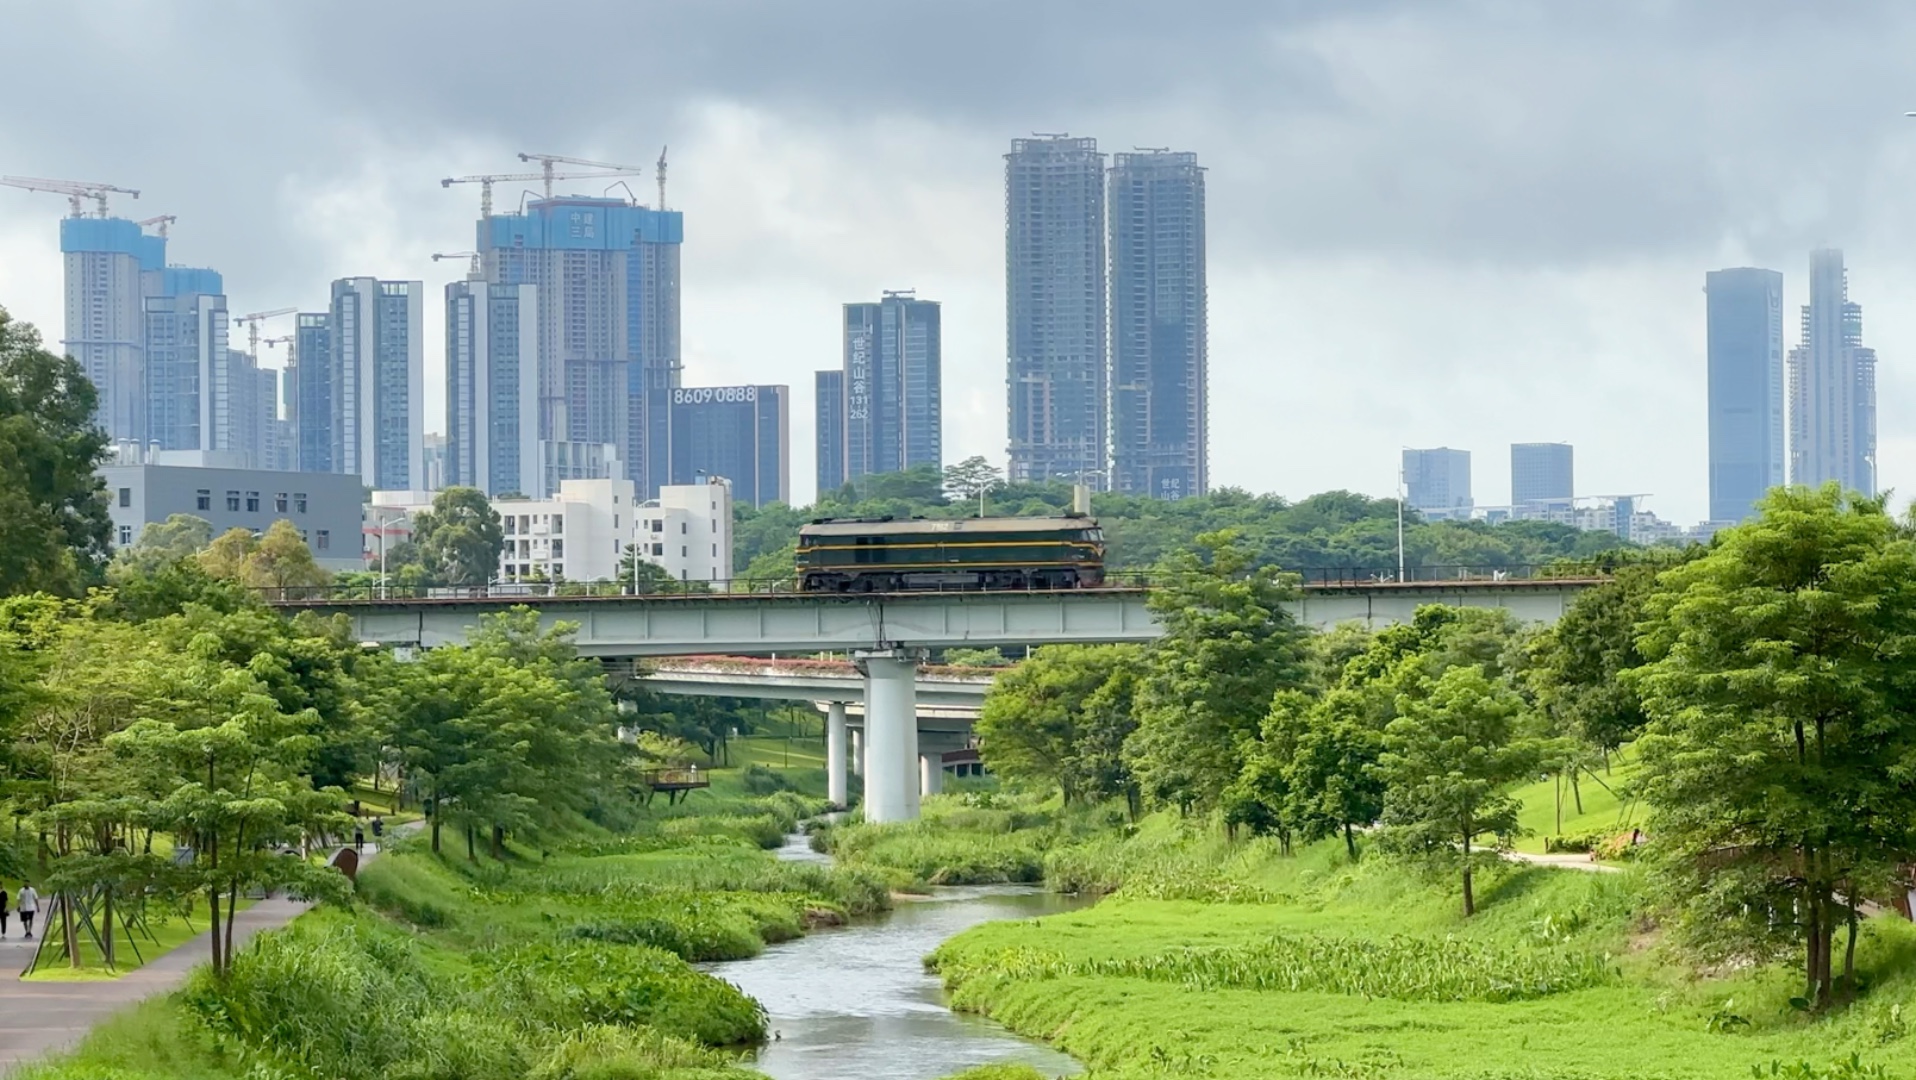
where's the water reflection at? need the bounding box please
[712,833,1083,1080]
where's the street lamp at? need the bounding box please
[368,508,408,600]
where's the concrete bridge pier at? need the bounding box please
[920,753,944,797]
[826,702,850,809]
[856,648,924,823]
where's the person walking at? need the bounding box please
[17,883,38,940]
[0,884,10,938]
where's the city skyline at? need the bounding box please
[9,5,1916,521]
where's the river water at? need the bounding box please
[713,833,1084,1080]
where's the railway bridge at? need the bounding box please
[271,577,1601,822]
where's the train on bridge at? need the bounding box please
[796,515,1106,593]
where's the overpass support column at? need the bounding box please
[856,648,924,823]
[920,753,944,797]
[826,702,850,809]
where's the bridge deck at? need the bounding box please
[276,579,1602,655]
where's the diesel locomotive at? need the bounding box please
[794,515,1106,593]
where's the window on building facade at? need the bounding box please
[316,530,330,550]
[552,516,563,535]
[681,545,687,558]
[295,493,307,513]
[226,491,241,511]
[117,525,132,545]
[552,539,564,558]
[652,543,663,556]
[117,487,131,508]
[680,522,687,534]
[196,489,211,511]
[245,492,260,512]
[275,493,288,512]
[613,514,618,529]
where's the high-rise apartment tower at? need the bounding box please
[445,280,539,497]
[1705,268,1785,522]
[479,197,682,497]
[1006,135,1107,488]
[61,217,165,443]
[1787,249,1877,497]
[329,277,424,490]
[1109,149,1208,499]
[841,291,941,483]
[814,369,845,497]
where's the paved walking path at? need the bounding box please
[1504,849,1623,874]
[0,838,401,1073]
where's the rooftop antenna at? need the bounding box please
[656,145,668,210]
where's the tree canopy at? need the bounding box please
[0,308,112,596]
[413,487,505,586]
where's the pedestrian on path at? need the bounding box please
[0,885,10,937]
[17,884,37,939]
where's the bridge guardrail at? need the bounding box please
[258,564,1608,605]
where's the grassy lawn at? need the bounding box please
[1511,751,1644,854]
[935,834,1916,1079]
[20,899,251,981]
[727,734,827,773]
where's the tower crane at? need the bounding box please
[515,152,649,199]
[432,251,482,277]
[232,307,298,366]
[656,146,667,210]
[441,168,645,220]
[0,176,140,217]
[136,214,177,238]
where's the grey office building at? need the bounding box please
[815,369,845,496]
[1705,268,1785,522]
[101,462,366,573]
[1403,447,1472,519]
[843,292,941,482]
[446,280,539,497]
[1110,149,1208,500]
[1788,249,1877,496]
[1511,443,1574,510]
[1006,135,1107,488]
[331,277,424,490]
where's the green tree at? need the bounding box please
[112,514,214,577]
[242,520,331,593]
[380,609,618,857]
[1375,664,1538,916]
[0,309,112,596]
[943,455,1003,515]
[1126,530,1307,813]
[1630,485,1916,1009]
[1527,564,1662,757]
[198,528,258,582]
[1274,687,1386,859]
[976,644,1140,805]
[413,487,504,586]
[617,545,682,592]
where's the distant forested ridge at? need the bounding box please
[734,462,1637,579]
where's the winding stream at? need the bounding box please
[714,833,1085,1080]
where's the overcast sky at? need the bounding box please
[4,1,1916,522]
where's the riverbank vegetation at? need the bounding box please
[893,485,1916,1078]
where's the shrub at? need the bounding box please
[740,763,790,795]
[486,941,767,1046]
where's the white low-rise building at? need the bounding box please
[496,478,634,583]
[635,477,734,583]
[369,479,639,583]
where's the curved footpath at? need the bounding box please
[0,835,405,1073]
